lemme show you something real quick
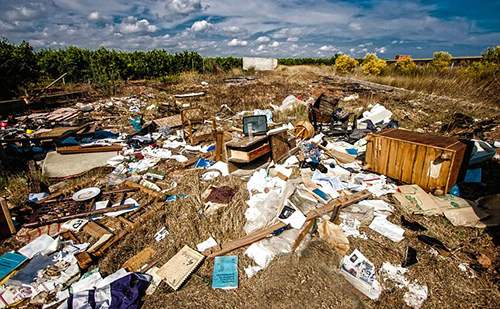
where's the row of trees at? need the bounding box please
[0,39,245,100]
[278,57,339,66]
[334,47,500,80]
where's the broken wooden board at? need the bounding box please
[228,143,270,162]
[83,221,111,239]
[155,245,205,290]
[269,131,290,163]
[204,190,372,258]
[0,198,16,239]
[56,145,123,154]
[153,114,182,128]
[122,248,157,272]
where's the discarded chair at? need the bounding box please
[181,107,216,144]
[309,93,357,137]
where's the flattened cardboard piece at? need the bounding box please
[156,245,205,290]
[393,185,441,215]
[394,185,492,228]
[433,194,489,227]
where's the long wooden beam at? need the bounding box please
[203,190,372,258]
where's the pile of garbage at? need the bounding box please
[0,88,499,308]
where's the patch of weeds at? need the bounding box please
[0,173,29,207]
[160,74,180,83]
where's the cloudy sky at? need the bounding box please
[1,0,499,58]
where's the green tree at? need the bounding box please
[0,39,40,99]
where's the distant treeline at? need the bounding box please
[278,56,339,66]
[0,38,244,99]
[0,38,378,100]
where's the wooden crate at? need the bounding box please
[364,129,469,195]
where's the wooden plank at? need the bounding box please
[27,160,41,193]
[291,220,315,253]
[57,145,123,154]
[418,147,435,191]
[374,128,462,149]
[386,139,399,178]
[215,131,224,161]
[364,138,374,169]
[436,153,453,193]
[75,252,93,269]
[0,198,16,238]
[204,190,372,258]
[228,143,270,162]
[83,221,110,239]
[394,141,407,180]
[312,142,357,164]
[122,247,157,272]
[411,145,427,185]
[401,143,417,183]
[378,137,390,175]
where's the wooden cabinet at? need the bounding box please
[365,129,470,195]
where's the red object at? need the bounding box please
[0,122,8,128]
[131,153,144,160]
[297,95,303,101]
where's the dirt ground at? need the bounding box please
[2,65,500,308]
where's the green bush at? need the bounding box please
[335,54,358,74]
[395,58,418,75]
[430,51,452,73]
[460,46,500,81]
[361,53,387,76]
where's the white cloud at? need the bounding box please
[228,38,248,46]
[165,0,204,14]
[391,40,398,44]
[4,5,39,20]
[416,46,423,50]
[272,27,303,39]
[375,46,387,53]
[257,44,265,51]
[319,45,337,52]
[88,12,100,20]
[349,22,362,31]
[270,41,280,47]
[118,16,159,34]
[287,37,299,42]
[255,36,270,43]
[222,26,241,33]
[87,11,112,22]
[191,20,213,32]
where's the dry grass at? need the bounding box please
[350,71,500,110]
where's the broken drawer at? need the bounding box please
[364,128,469,195]
[227,142,270,163]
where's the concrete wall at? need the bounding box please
[243,57,278,71]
